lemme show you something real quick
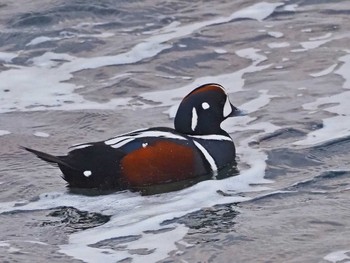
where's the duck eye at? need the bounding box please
[202,102,210,110]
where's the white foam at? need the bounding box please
[310,63,338,77]
[221,89,279,187]
[26,32,114,46]
[0,52,18,63]
[239,89,277,114]
[229,2,283,22]
[110,72,132,80]
[268,31,284,38]
[0,2,281,114]
[0,52,129,113]
[268,42,290,49]
[292,33,350,53]
[0,241,21,253]
[283,4,298,11]
[33,132,50,138]
[295,53,350,146]
[155,74,192,80]
[0,241,10,247]
[223,89,279,190]
[157,48,271,118]
[337,53,350,90]
[309,33,332,41]
[301,28,312,33]
[301,39,331,50]
[0,183,249,263]
[0,130,11,136]
[26,36,61,46]
[324,250,350,263]
[214,48,228,54]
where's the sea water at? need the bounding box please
[0,0,350,262]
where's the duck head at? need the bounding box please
[174,83,241,135]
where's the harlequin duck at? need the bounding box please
[23,83,242,190]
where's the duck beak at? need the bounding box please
[228,105,246,117]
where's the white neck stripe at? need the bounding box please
[193,141,217,171]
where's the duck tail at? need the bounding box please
[21,146,74,169]
[22,145,125,189]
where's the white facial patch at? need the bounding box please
[202,102,210,110]
[191,107,198,131]
[83,170,92,177]
[142,143,148,148]
[223,96,232,117]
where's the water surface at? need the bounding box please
[1,0,350,262]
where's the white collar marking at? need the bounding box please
[193,141,217,171]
